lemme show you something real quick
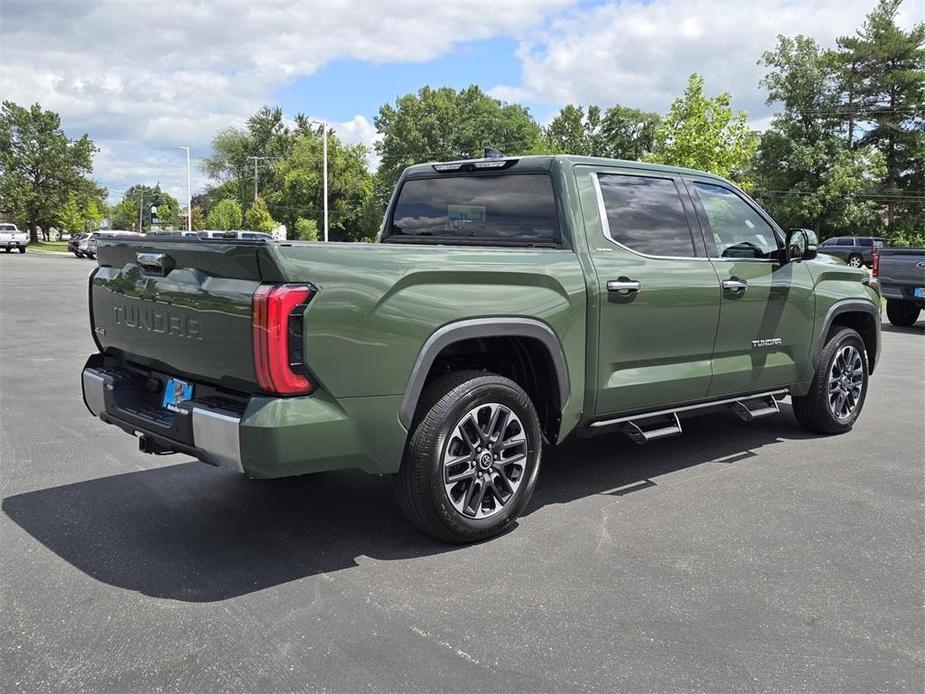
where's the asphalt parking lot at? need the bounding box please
[1,251,923,692]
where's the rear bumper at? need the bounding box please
[880,282,924,306]
[81,355,408,478]
[82,363,244,472]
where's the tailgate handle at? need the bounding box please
[136,252,173,276]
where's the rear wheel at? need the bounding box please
[792,327,868,435]
[395,370,542,543]
[886,299,920,327]
[18,246,25,253]
[847,253,862,268]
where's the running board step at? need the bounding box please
[619,412,682,445]
[731,395,780,422]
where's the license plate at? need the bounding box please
[162,377,193,412]
[915,287,924,298]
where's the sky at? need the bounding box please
[1,0,922,206]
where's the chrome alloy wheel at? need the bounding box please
[828,345,864,420]
[848,256,862,267]
[442,403,528,519]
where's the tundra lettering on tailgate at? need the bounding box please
[112,304,203,340]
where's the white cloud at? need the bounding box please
[0,0,570,201]
[491,0,925,127]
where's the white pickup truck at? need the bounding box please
[0,223,28,253]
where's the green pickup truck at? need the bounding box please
[82,155,881,542]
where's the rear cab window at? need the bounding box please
[385,174,562,248]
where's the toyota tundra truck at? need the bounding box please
[82,155,881,542]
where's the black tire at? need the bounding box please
[792,326,869,435]
[886,299,920,327]
[847,253,863,268]
[18,246,25,253]
[395,370,542,543]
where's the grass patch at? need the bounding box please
[29,241,70,253]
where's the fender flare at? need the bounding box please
[814,299,881,373]
[398,318,571,429]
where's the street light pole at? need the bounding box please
[309,120,329,242]
[322,126,328,242]
[178,146,191,232]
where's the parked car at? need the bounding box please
[817,235,886,267]
[81,230,141,259]
[81,155,881,543]
[0,223,28,253]
[874,246,925,327]
[68,233,88,257]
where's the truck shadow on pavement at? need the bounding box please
[4,405,815,603]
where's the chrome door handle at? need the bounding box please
[607,279,641,295]
[722,279,748,294]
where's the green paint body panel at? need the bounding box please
[90,155,879,478]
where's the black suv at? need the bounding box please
[818,236,886,267]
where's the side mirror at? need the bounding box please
[786,228,818,262]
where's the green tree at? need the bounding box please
[244,195,277,232]
[109,184,179,231]
[58,187,106,233]
[835,0,925,233]
[205,198,243,230]
[0,101,98,242]
[544,104,660,160]
[374,85,543,195]
[754,35,885,234]
[294,217,319,241]
[270,129,377,241]
[202,105,295,211]
[646,74,759,182]
[190,206,206,231]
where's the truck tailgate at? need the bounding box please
[91,237,280,392]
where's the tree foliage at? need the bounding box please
[836,0,924,235]
[109,184,179,231]
[374,85,543,195]
[58,188,106,233]
[205,198,243,230]
[753,35,885,234]
[0,101,100,242]
[294,217,319,241]
[646,74,759,182]
[244,195,276,232]
[543,104,660,160]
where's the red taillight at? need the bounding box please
[252,284,315,395]
[872,247,880,277]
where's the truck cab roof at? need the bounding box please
[401,154,731,184]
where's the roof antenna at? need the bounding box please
[483,147,505,159]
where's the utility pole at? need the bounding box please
[248,156,272,203]
[308,120,329,241]
[138,190,144,232]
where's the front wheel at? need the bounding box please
[395,371,542,543]
[886,299,921,327]
[792,327,869,435]
[847,254,863,268]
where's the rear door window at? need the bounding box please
[596,173,696,257]
[387,174,561,246]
